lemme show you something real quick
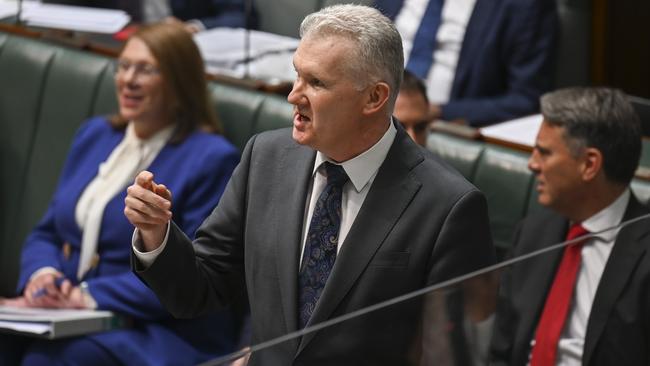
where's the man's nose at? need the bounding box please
[287,79,302,104]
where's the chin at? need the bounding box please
[538,196,554,209]
[292,128,313,147]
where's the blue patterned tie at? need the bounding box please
[406,0,444,79]
[298,162,349,328]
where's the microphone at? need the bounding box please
[243,0,252,79]
[15,0,23,26]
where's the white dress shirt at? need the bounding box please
[299,121,397,263]
[76,122,174,279]
[528,189,630,366]
[134,121,397,269]
[394,0,477,104]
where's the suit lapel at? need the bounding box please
[297,129,423,353]
[451,0,495,98]
[274,144,316,335]
[513,214,567,359]
[583,197,650,365]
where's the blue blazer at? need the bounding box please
[376,0,557,126]
[169,0,258,29]
[18,117,241,366]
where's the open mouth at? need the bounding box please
[120,94,144,107]
[294,111,311,124]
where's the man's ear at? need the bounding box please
[581,147,603,181]
[362,82,390,116]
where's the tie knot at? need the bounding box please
[566,223,589,242]
[324,162,349,187]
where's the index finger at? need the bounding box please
[135,170,155,191]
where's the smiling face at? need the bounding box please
[115,37,172,136]
[287,35,372,161]
[529,121,586,214]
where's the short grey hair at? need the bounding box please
[300,4,404,110]
[541,87,641,184]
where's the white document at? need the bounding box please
[195,28,299,83]
[0,0,26,20]
[479,114,543,148]
[0,305,117,339]
[17,3,130,34]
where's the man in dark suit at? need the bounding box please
[375,0,557,127]
[490,87,650,366]
[125,4,495,365]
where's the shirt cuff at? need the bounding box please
[80,281,97,310]
[132,223,171,268]
[29,267,62,283]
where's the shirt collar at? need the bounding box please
[581,188,630,243]
[313,120,397,192]
[125,122,175,155]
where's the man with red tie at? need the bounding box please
[490,87,650,366]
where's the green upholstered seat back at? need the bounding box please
[13,48,113,284]
[252,94,293,135]
[211,82,266,152]
[472,146,534,254]
[91,65,119,117]
[426,132,485,180]
[0,35,59,295]
[631,179,650,205]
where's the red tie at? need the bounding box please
[531,223,589,366]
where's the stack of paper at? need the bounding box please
[479,114,543,148]
[195,28,299,83]
[0,0,21,20]
[18,3,130,34]
[0,305,118,339]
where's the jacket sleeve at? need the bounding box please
[90,138,240,319]
[134,135,255,319]
[441,0,557,127]
[488,222,524,365]
[17,119,100,293]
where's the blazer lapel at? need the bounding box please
[297,129,423,353]
[451,0,495,98]
[274,144,316,335]
[583,197,650,365]
[513,214,567,359]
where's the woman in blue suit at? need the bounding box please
[1,22,242,365]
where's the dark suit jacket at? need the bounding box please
[168,0,257,29]
[375,0,557,127]
[47,0,256,29]
[490,195,650,366]
[136,123,495,365]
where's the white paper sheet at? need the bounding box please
[194,28,299,83]
[17,3,130,33]
[479,114,543,147]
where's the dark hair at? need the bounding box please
[541,87,641,184]
[111,22,221,142]
[400,69,428,104]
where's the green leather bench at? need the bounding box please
[427,132,650,257]
[0,33,293,296]
[2,30,649,296]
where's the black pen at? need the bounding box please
[32,277,66,298]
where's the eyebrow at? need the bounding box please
[534,144,551,154]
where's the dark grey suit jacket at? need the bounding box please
[490,195,650,366]
[136,123,495,365]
